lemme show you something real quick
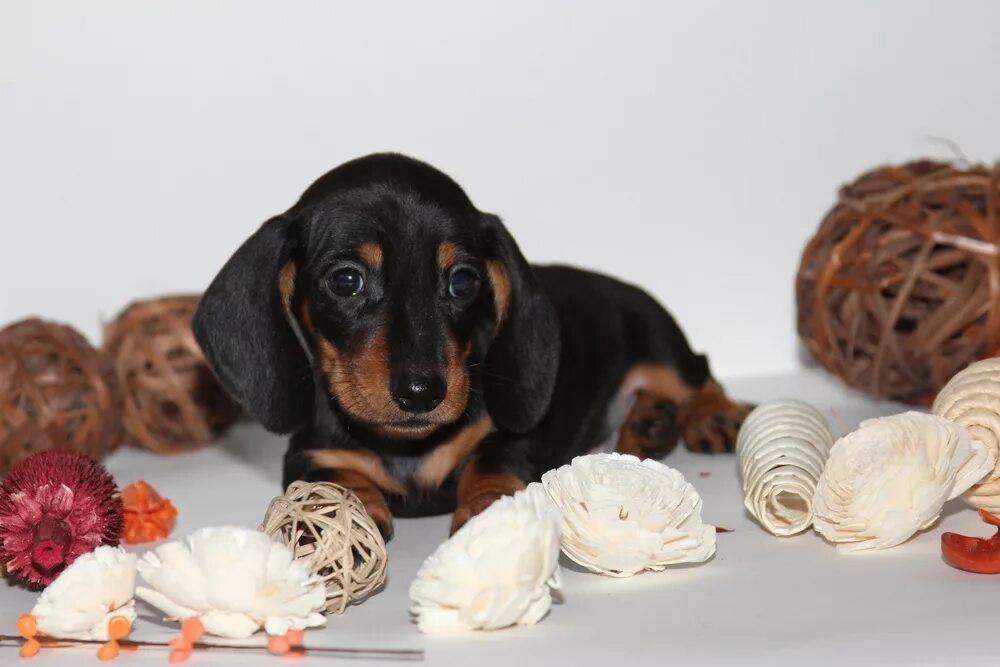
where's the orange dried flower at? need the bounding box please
[121,481,177,545]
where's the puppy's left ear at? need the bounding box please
[193,215,313,433]
[480,214,560,434]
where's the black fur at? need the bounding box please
[194,153,731,528]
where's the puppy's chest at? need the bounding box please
[383,415,495,493]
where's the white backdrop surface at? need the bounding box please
[3,1,1000,377]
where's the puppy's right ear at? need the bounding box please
[193,215,313,433]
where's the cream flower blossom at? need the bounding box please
[812,412,995,552]
[539,453,716,577]
[409,487,562,634]
[31,545,137,640]
[135,526,326,638]
[736,400,834,536]
[933,357,1000,514]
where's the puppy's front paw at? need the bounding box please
[349,486,394,540]
[680,381,751,454]
[450,493,504,535]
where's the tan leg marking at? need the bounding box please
[450,464,525,535]
[326,468,394,539]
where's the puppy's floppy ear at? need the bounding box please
[480,214,560,434]
[193,215,313,433]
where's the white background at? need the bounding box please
[2,0,1000,378]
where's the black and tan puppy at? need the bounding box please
[194,153,748,537]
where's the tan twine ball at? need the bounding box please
[0,318,121,475]
[797,160,1000,405]
[260,481,388,614]
[102,295,241,454]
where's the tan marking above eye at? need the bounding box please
[357,241,384,269]
[437,242,461,271]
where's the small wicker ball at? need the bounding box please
[102,295,241,454]
[0,319,121,476]
[260,481,388,614]
[797,160,1000,405]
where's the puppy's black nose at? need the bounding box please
[392,373,445,414]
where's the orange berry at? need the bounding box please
[107,615,132,640]
[267,635,291,655]
[285,629,305,646]
[169,649,192,663]
[19,638,41,658]
[97,640,121,661]
[16,614,37,639]
[181,618,204,643]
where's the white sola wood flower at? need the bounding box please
[409,487,562,634]
[813,412,995,552]
[539,453,716,577]
[933,357,1000,514]
[136,526,326,638]
[31,545,137,640]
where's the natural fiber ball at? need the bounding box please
[797,160,1000,405]
[260,481,387,614]
[0,319,120,475]
[102,295,241,454]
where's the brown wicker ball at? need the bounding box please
[261,481,388,614]
[797,160,1000,405]
[0,319,121,475]
[102,295,240,454]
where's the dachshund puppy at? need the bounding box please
[194,153,749,537]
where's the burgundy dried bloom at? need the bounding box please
[0,450,122,588]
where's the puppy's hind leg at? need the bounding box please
[615,365,749,456]
[615,391,681,459]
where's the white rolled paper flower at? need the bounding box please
[736,400,834,536]
[539,453,716,577]
[812,412,995,552]
[933,357,1000,514]
[136,526,326,638]
[31,545,137,640]
[409,487,562,634]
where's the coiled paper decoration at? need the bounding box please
[933,358,1000,514]
[736,400,834,536]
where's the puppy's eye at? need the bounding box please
[448,266,481,300]
[328,267,365,297]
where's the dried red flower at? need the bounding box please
[0,450,123,588]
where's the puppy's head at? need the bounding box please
[194,153,559,439]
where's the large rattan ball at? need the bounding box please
[102,295,241,454]
[797,160,1000,405]
[260,481,388,614]
[0,319,121,475]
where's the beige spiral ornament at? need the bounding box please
[736,400,834,536]
[260,481,388,614]
[933,357,1000,514]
